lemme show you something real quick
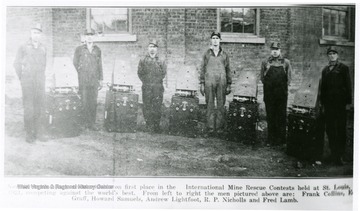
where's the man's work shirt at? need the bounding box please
[14,40,47,83]
[73,44,103,87]
[320,60,352,106]
[137,54,167,85]
[200,47,232,85]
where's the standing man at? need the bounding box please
[138,39,167,133]
[200,32,232,136]
[320,46,352,165]
[73,32,103,131]
[261,42,292,145]
[14,23,47,143]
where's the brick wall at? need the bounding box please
[288,7,355,105]
[184,8,217,67]
[165,8,187,103]
[184,8,217,104]
[287,7,323,106]
[6,6,355,109]
[102,8,169,103]
[6,7,53,58]
[261,8,291,51]
[52,8,86,58]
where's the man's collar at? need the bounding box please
[27,39,41,47]
[210,46,222,51]
[146,53,159,59]
[328,59,338,66]
[210,46,222,55]
[82,44,97,49]
[268,55,283,62]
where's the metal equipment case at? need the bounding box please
[227,71,259,144]
[287,72,324,161]
[169,66,199,137]
[104,59,139,133]
[43,57,82,137]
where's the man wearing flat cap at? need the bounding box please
[200,32,232,137]
[138,39,167,133]
[320,46,352,165]
[73,31,103,131]
[14,23,47,143]
[260,42,292,145]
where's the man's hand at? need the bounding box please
[98,80,103,90]
[200,84,205,96]
[226,84,231,95]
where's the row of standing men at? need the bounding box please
[13,24,352,165]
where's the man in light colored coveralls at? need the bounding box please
[200,32,232,137]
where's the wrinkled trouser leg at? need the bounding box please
[215,80,226,131]
[275,97,287,144]
[265,99,276,144]
[325,105,347,160]
[205,74,226,131]
[80,86,98,128]
[142,85,153,127]
[22,83,36,138]
[265,96,287,144]
[142,84,164,129]
[150,85,164,129]
[205,81,216,130]
[21,80,44,138]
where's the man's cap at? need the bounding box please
[149,39,158,47]
[210,31,221,39]
[31,23,42,32]
[84,30,95,36]
[83,31,95,43]
[327,46,338,54]
[270,42,281,49]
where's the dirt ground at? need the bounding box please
[4,89,354,178]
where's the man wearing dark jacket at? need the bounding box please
[73,32,103,130]
[138,39,167,133]
[200,32,232,136]
[320,46,352,165]
[14,23,47,143]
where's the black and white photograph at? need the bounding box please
[1,1,358,210]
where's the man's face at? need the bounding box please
[211,36,220,47]
[148,44,158,57]
[85,35,94,49]
[30,29,42,43]
[271,48,281,57]
[327,52,338,62]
